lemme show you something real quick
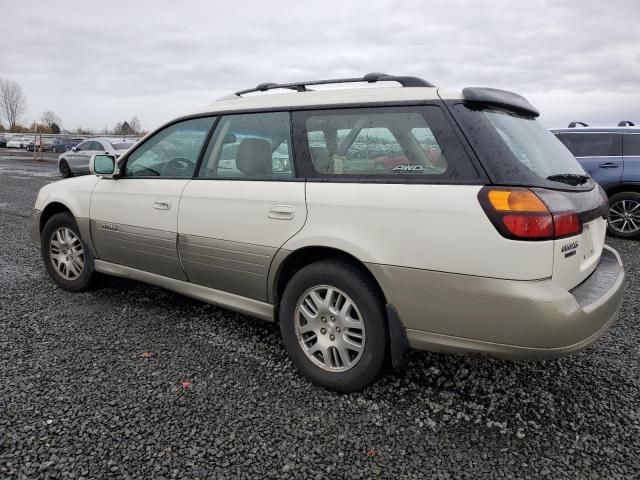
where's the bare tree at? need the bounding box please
[41,110,61,129]
[129,116,141,134]
[0,79,27,131]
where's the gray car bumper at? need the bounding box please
[368,245,625,360]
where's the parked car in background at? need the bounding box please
[31,73,624,392]
[26,137,56,152]
[58,138,135,177]
[51,137,82,153]
[0,135,7,148]
[552,121,640,239]
[6,136,33,149]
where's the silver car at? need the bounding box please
[58,138,135,177]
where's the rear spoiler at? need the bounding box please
[462,87,540,117]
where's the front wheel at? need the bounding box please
[41,212,95,291]
[279,260,388,392]
[607,191,640,239]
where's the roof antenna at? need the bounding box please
[618,120,635,127]
[568,121,588,128]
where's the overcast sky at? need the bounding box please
[2,0,639,132]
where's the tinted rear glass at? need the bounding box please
[623,134,640,156]
[555,133,620,157]
[452,103,592,190]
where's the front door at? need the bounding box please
[90,117,216,280]
[178,111,306,301]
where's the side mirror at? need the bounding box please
[223,132,237,144]
[71,146,77,152]
[90,154,116,178]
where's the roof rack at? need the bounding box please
[568,121,589,128]
[618,120,635,127]
[234,72,435,96]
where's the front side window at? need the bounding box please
[556,133,621,157]
[76,142,91,152]
[299,106,475,179]
[198,112,293,179]
[124,117,215,177]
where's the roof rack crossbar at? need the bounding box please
[618,120,635,127]
[234,72,434,96]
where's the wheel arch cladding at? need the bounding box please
[273,246,387,306]
[40,202,73,233]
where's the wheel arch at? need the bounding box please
[270,245,387,308]
[605,183,640,197]
[39,201,73,234]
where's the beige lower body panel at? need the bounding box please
[179,234,276,302]
[94,260,274,321]
[90,220,186,281]
[366,245,624,358]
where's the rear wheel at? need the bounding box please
[607,191,640,239]
[279,260,388,392]
[41,212,95,291]
[59,159,72,178]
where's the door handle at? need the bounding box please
[599,162,619,168]
[153,199,172,210]
[268,205,295,220]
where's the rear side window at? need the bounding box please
[198,112,293,179]
[295,106,478,180]
[556,133,621,157]
[623,134,640,156]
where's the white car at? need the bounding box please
[29,73,625,392]
[57,138,135,177]
[6,136,33,149]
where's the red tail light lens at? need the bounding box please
[552,212,582,238]
[479,187,582,241]
[502,214,553,238]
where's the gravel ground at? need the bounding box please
[0,156,639,479]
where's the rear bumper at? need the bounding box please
[368,245,625,360]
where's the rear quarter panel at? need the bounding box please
[284,183,554,280]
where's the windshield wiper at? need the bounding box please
[546,173,590,186]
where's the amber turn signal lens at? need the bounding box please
[487,190,549,213]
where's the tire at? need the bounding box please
[607,191,640,239]
[41,212,95,291]
[279,260,388,392]
[59,159,73,178]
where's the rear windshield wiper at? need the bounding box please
[546,173,590,186]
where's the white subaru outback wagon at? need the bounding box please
[30,73,625,392]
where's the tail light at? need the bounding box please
[479,187,582,240]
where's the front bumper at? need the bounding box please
[368,245,625,360]
[29,209,41,248]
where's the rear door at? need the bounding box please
[178,111,306,302]
[66,141,95,173]
[556,132,623,190]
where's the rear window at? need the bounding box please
[453,104,593,190]
[555,133,620,157]
[296,106,479,181]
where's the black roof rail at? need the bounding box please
[618,120,635,127]
[234,72,435,96]
[568,121,589,128]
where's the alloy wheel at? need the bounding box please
[295,285,366,372]
[608,199,640,234]
[49,227,85,280]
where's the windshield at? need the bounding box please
[452,103,592,189]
